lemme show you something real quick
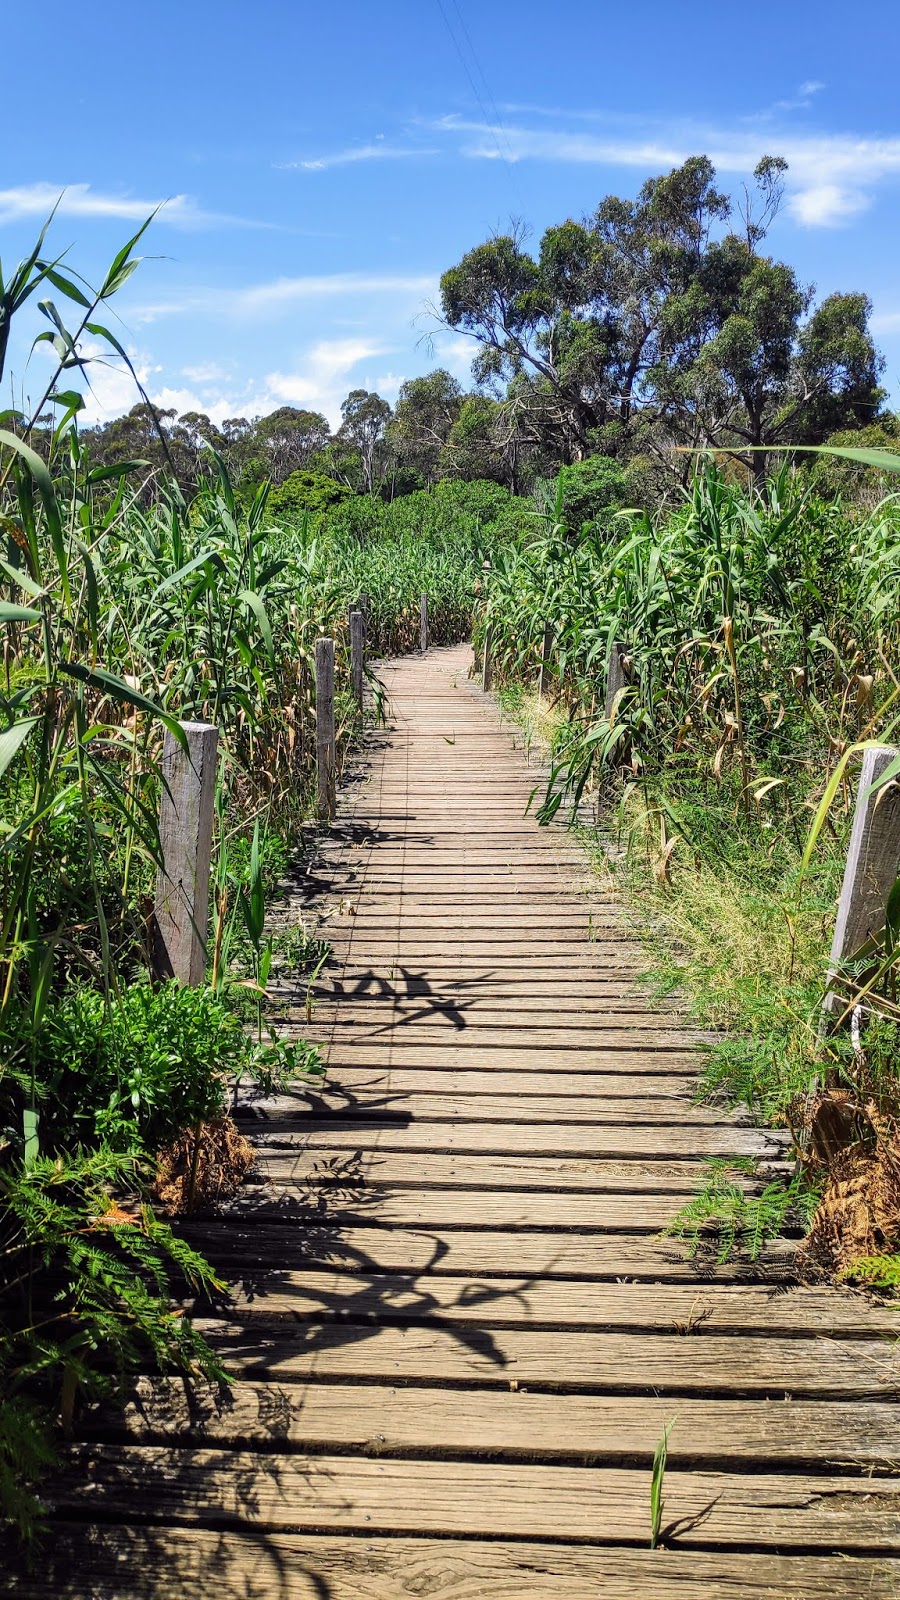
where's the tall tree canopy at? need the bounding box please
[438,155,884,475]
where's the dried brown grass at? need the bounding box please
[153,1115,255,1215]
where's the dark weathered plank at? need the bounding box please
[206,1322,900,1397]
[109,1379,900,1468]
[207,1268,900,1336]
[50,1448,900,1550]
[182,1219,793,1280]
[236,1118,786,1157]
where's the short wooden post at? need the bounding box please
[350,609,365,709]
[824,745,900,1016]
[481,626,493,693]
[537,624,552,700]
[605,641,628,722]
[316,636,336,821]
[420,594,429,654]
[348,592,372,630]
[154,721,219,985]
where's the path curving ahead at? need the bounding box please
[22,644,900,1599]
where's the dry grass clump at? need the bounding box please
[153,1116,255,1215]
[797,1095,900,1279]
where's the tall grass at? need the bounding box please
[487,460,900,1265]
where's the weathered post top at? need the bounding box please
[537,623,552,700]
[316,635,336,822]
[481,625,493,694]
[825,744,900,1016]
[154,720,219,986]
[350,609,366,710]
[605,641,628,723]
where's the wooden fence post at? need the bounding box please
[420,593,429,654]
[316,636,336,821]
[824,744,900,1017]
[537,624,552,700]
[154,721,219,986]
[350,609,365,709]
[605,641,628,722]
[481,626,493,693]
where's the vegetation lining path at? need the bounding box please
[23,645,900,1598]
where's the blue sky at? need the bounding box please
[3,0,900,429]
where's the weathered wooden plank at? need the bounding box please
[181,1220,792,1280]
[214,1147,782,1191]
[208,1321,899,1397]
[306,1004,686,1032]
[236,1119,785,1158]
[250,1068,699,1098]
[107,1379,895,1467]
[50,1448,900,1550]
[207,1267,899,1336]
[231,1179,715,1231]
[243,1094,737,1127]
[306,1024,705,1049]
[10,1528,896,1600]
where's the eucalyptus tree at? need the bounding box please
[438,155,884,474]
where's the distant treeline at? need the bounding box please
[79,154,892,510]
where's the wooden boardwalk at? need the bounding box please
[21,645,900,1598]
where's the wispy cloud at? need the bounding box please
[0,182,268,231]
[129,271,437,324]
[281,141,438,172]
[433,114,900,228]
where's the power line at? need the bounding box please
[432,0,525,208]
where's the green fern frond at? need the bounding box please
[839,1254,900,1290]
[665,1162,815,1263]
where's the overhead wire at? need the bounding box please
[432,0,526,209]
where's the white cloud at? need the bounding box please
[0,181,263,231]
[431,333,479,383]
[262,338,393,424]
[799,80,826,96]
[129,271,437,324]
[434,115,900,227]
[181,361,232,384]
[282,143,438,172]
[789,183,869,226]
[76,344,157,425]
[75,336,393,430]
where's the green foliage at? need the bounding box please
[650,1419,675,1550]
[538,456,631,533]
[439,155,883,473]
[268,469,351,518]
[839,1254,900,1289]
[4,982,246,1156]
[664,1164,818,1263]
[0,1145,224,1539]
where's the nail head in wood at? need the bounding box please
[154,721,219,986]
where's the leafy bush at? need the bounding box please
[268,468,352,518]
[6,983,246,1156]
